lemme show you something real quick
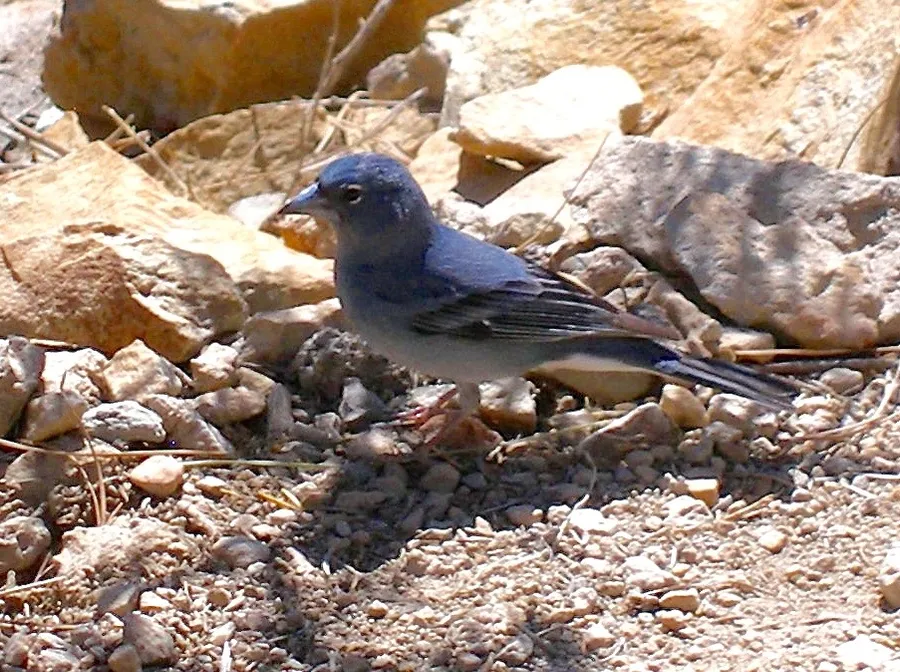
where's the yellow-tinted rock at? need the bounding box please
[654,0,900,173]
[453,65,642,163]
[43,0,464,135]
[40,110,90,154]
[408,128,464,204]
[135,101,329,213]
[0,142,335,359]
[434,0,740,131]
[0,142,333,314]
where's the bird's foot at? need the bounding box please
[392,383,500,450]
[419,411,501,451]
[390,385,459,428]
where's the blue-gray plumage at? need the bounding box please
[280,152,795,416]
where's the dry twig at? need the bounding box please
[102,105,193,199]
[0,108,67,158]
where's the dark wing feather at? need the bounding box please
[411,260,680,342]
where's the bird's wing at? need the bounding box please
[411,259,681,342]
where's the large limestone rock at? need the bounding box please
[0,142,334,360]
[452,65,643,164]
[568,136,900,349]
[654,0,900,174]
[431,0,740,129]
[42,0,463,135]
[0,223,245,362]
[135,101,330,213]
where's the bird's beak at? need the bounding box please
[279,182,331,219]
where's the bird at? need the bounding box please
[279,152,796,429]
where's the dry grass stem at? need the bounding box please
[0,109,66,158]
[102,112,135,144]
[836,95,888,169]
[102,105,193,199]
[317,0,398,98]
[785,362,900,445]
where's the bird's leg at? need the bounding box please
[391,385,460,427]
[420,383,500,449]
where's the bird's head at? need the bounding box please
[280,153,433,253]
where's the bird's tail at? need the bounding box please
[547,337,797,412]
[655,354,797,412]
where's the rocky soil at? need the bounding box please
[2,1,900,671]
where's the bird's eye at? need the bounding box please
[341,184,363,204]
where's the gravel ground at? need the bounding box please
[2,334,900,672]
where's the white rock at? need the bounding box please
[143,394,233,453]
[835,635,893,669]
[659,588,700,613]
[582,623,616,651]
[189,343,238,393]
[685,478,720,508]
[192,386,267,426]
[757,527,788,554]
[453,64,643,162]
[663,495,711,526]
[567,508,618,535]
[239,299,343,364]
[41,348,108,401]
[623,556,677,591]
[707,393,764,433]
[479,377,536,434]
[22,391,90,441]
[99,340,184,402]
[129,455,183,498]
[82,401,166,443]
[879,543,900,609]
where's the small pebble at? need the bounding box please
[140,591,172,612]
[497,633,533,665]
[122,613,176,665]
[758,527,788,553]
[568,508,617,534]
[582,623,616,651]
[196,475,228,496]
[659,588,700,613]
[420,462,460,493]
[96,580,141,617]
[107,643,142,672]
[506,505,543,527]
[367,600,389,618]
[211,536,271,569]
[209,622,236,646]
[479,377,537,433]
[656,609,690,631]
[129,456,183,498]
[879,543,900,608]
[707,394,761,434]
[819,367,864,394]
[189,343,238,393]
[660,384,708,428]
[685,478,719,508]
